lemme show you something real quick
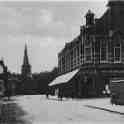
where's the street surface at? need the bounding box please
[0,95,124,124]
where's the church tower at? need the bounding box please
[21,44,31,78]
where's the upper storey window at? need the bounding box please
[114,44,121,63]
[85,44,92,63]
[100,41,108,63]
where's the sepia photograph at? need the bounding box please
[0,0,124,123]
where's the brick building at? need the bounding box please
[49,0,124,98]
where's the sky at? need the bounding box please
[0,0,108,73]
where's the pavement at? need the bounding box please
[83,98,124,115]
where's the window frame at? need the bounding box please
[114,44,121,63]
[100,41,108,63]
[84,44,92,63]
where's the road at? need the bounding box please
[0,95,124,124]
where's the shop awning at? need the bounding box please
[49,69,79,86]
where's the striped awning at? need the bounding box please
[49,69,79,86]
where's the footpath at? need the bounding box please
[84,98,124,115]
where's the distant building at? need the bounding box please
[49,0,124,98]
[21,44,31,78]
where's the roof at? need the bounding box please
[58,35,81,56]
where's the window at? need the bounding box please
[73,48,76,67]
[100,42,107,63]
[80,44,83,54]
[77,46,80,65]
[80,44,83,64]
[114,44,121,63]
[85,46,92,62]
[62,56,66,72]
[70,50,73,69]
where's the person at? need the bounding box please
[46,92,49,99]
[71,91,74,99]
[58,88,63,101]
[111,93,118,105]
[46,87,50,99]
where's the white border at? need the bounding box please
[0,0,108,2]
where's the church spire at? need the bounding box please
[23,44,29,66]
[21,43,31,78]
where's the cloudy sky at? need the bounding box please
[0,0,108,73]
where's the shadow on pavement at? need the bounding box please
[0,99,31,124]
[85,105,124,116]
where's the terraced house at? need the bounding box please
[49,0,124,98]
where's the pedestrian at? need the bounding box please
[60,93,63,101]
[111,93,118,105]
[59,88,63,101]
[46,87,50,99]
[46,93,49,99]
